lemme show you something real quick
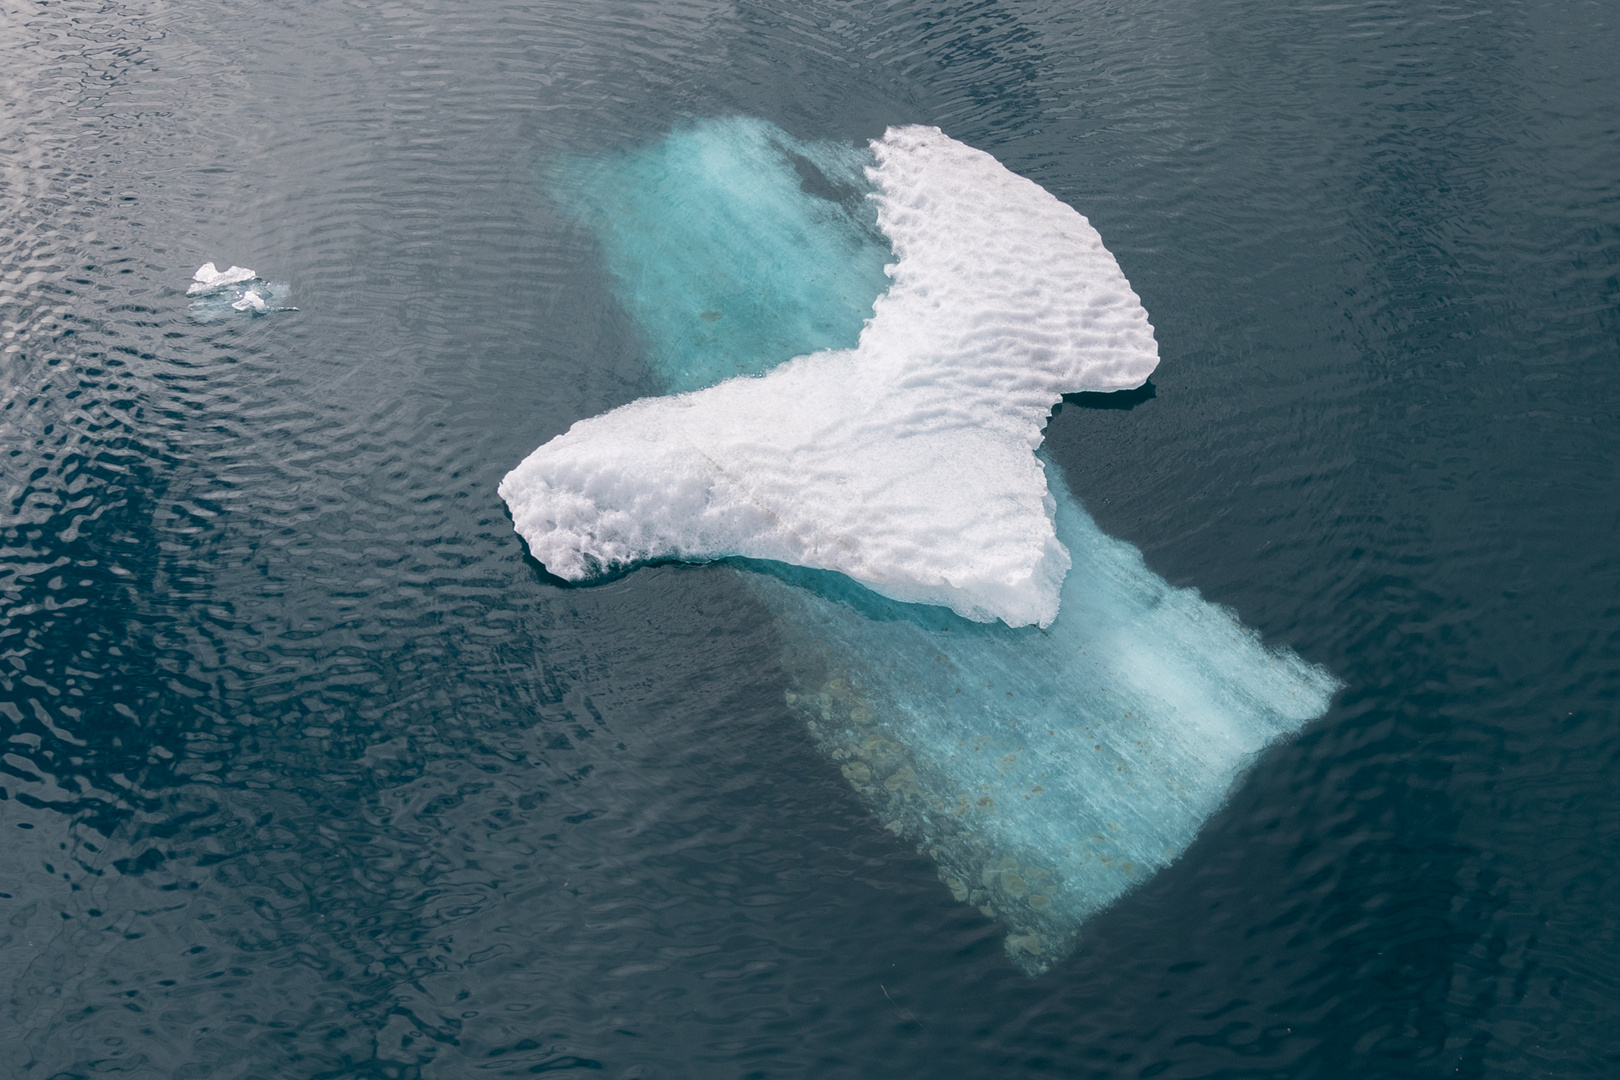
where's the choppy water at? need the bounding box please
[2,1,1617,1077]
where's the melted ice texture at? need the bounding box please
[500,126,1160,628]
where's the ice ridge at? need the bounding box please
[500,125,1160,628]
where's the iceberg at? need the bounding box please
[755,465,1335,970]
[511,118,1339,971]
[502,125,1158,628]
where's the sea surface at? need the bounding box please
[2,1,1617,1077]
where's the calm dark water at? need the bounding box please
[2,0,1617,1076]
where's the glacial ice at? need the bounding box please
[510,118,1339,972]
[501,124,1160,629]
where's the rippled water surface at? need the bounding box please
[3,1,1618,1076]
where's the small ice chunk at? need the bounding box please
[187,262,257,295]
[231,288,268,313]
[187,279,295,322]
[184,261,296,320]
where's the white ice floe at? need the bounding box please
[500,125,1159,628]
[186,262,258,295]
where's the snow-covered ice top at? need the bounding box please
[500,125,1160,627]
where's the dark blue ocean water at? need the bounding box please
[2,1,1617,1077]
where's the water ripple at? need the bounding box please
[1,0,1617,1075]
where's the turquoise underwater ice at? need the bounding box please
[552,117,892,394]
[549,118,1339,973]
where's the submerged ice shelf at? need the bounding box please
[507,118,1339,972]
[757,464,1335,970]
